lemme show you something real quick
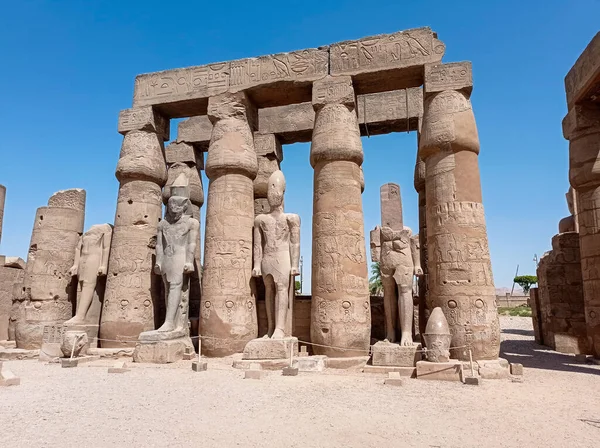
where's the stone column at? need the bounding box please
[16,189,85,349]
[200,92,258,356]
[414,153,429,336]
[0,184,5,246]
[564,103,600,357]
[0,258,25,341]
[310,76,370,357]
[163,142,204,335]
[420,62,499,361]
[100,107,168,347]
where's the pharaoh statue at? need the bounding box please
[65,223,113,330]
[558,187,577,233]
[252,170,300,339]
[370,183,423,346]
[143,173,199,339]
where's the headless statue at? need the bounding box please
[252,170,300,339]
[150,175,200,335]
[558,187,577,233]
[65,223,113,325]
[370,183,423,345]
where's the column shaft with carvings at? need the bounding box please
[310,76,370,357]
[200,92,258,356]
[163,142,204,333]
[100,107,168,347]
[565,103,600,357]
[414,153,429,336]
[420,62,499,361]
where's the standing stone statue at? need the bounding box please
[134,174,199,363]
[65,224,113,326]
[370,184,423,346]
[252,170,300,339]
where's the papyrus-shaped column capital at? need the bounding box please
[118,106,170,141]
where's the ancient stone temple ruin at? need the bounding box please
[3,27,505,378]
[535,32,600,358]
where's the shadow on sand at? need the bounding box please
[500,332,600,376]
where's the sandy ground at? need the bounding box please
[1,316,599,448]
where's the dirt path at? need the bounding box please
[1,316,599,447]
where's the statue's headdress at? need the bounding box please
[169,173,190,199]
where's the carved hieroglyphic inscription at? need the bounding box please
[330,27,445,76]
[118,107,170,140]
[134,63,230,107]
[42,325,65,344]
[424,62,473,94]
[230,49,328,91]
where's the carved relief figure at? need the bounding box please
[65,223,113,325]
[149,174,199,335]
[252,171,300,338]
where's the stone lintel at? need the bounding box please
[118,107,170,141]
[312,76,355,108]
[565,32,600,108]
[562,103,600,140]
[177,88,422,147]
[424,62,473,96]
[165,141,204,169]
[253,133,283,160]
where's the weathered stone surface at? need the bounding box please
[371,341,421,367]
[294,355,326,372]
[325,356,370,369]
[356,88,422,134]
[510,362,523,376]
[565,32,600,108]
[253,133,283,200]
[363,365,416,377]
[192,360,208,372]
[537,232,588,354]
[0,361,20,386]
[282,366,298,376]
[529,287,543,345]
[242,337,298,360]
[16,190,85,349]
[0,184,5,244]
[416,360,463,382]
[133,339,189,364]
[118,106,170,141]
[0,260,25,341]
[330,27,445,79]
[310,77,370,357]
[383,371,404,386]
[60,331,88,358]
[312,75,354,108]
[177,116,213,151]
[477,359,509,380]
[420,80,499,361]
[101,120,168,348]
[424,62,472,95]
[201,92,258,357]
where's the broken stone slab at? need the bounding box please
[233,358,290,371]
[325,356,370,370]
[0,361,20,386]
[371,341,422,367]
[362,365,416,378]
[133,338,191,364]
[293,355,326,372]
[383,371,404,386]
[60,355,100,368]
[476,358,509,380]
[87,347,134,358]
[242,337,298,360]
[416,360,463,382]
[0,348,39,360]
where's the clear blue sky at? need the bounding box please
[0,0,598,292]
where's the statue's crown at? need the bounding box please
[169,173,190,199]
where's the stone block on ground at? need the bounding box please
[477,359,509,380]
[509,363,524,376]
[464,376,481,386]
[371,341,421,367]
[61,358,79,368]
[183,346,196,360]
[416,361,463,382]
[384,372,404,386]
[192,360,208,372]
[233,358,289,371]
[245,364,264,380]
[282,366,298,376]
[293,355,326,372]
[0,348,39,360]
[242,337,298,360]
[0,361,20,386]
[108,361,129,373]
[133,338,191,364]
[363,365,416,377]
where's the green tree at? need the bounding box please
[369,262,383,296]
[513,275,537,295]
[295,280,301,293]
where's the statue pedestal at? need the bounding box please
[371,341,422,367]
[242,337,298,360]
[133,328,193,364]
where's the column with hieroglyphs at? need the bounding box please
[414,154,429,335]
[419,62,499,361]
[310,76,371,357]
[100,107,168,347]
[200,92,258,356]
